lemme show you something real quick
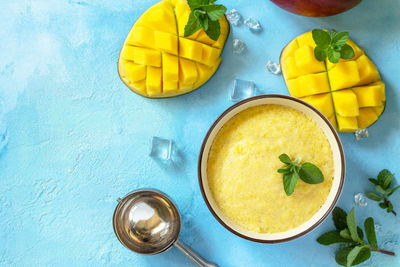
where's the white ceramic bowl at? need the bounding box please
[198,94,345,243]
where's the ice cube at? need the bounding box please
[266,61,281,75]
[354,193,367,207]
[355,129,369,140]
[233,39,246,54]
[149,136,172,161]
[226,9,242,26]
[244,17,262,32]
[230,79,255,102]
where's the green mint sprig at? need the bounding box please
[366,169,399,216]
[277,154,324,196]
[317,207,395,266]
[312,29,355,64]
[184,0,227,41]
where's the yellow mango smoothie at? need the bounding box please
[207,105,334,233]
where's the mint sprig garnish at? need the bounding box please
[184,0,227,41]
[277,154,324,196]
[317,207,395,266]
[366,169,399,216]
[312,29,355,63]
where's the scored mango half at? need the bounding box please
[118,0,229,98]
[280,31,386,132]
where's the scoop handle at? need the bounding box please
[174,240,218,267]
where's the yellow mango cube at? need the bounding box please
[287,72,330,98]
[328,61,360,91]
[281,57,302,80]
[162,53,179,82]
[357,108,378,129]
[296,32,315,48]
[336,115,358,132]
[179,58,197,85]
[163,80,178,92]
[300,93,334,118]
[120,46,136,61]
[146,67,162,96]
[131,80,147,94]
[352,84,383,107]
[281,39,299,59]
[119,61,146,82]
[155,31,178,55]
[137,1,177,35]
[370,81,386,101]
[374,105,385,117]
[127,25,155,49]
[332,90,359,117]
[202,44,221,66]
[133,47,161,67]
[328,115,338,129]
[193,59,221,88]
[356,55,380,85]
[294,45,325,74]
[179,38,203,62]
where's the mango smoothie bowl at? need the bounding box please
[198,95,345,243]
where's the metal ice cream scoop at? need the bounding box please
[113,189,217,267]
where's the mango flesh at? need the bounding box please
[118,0,229,98]
[281,31,386,132]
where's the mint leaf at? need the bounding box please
[340,44,355,59]
[205,19,220,41]
[312,29,331,49]
[184,12,202,37]
[366,192,382,201]
[340,228,351,239]
[283,172,298,196]
[187,0,209,10]
[202,4,227,21]
[375,185,386,195]
[378,169,394,189]
[347,208,360,242]
[379,202,387,209]
[364,217,378,248]
[298,162,324,184]
[278,153,292,164]
[327,48,341,63]
[327,29,337,39]
[333,207,348,230]
[332,31,349,47]
[347,246,371,267]
[368,178,379,186]
[278,165,292,174]
[314,46,327,61]
[335,246,371,267]
[317,230,356,245]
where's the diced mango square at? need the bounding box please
[194,59,221,88]
[162,53,179,81]
[202,44,221,66]
[356,55,380,85]
[328,61,360,91]
[179,58,198,85]
[300,93,334,118]
[146,66,162,95]
[373,81,386,101]
[179,38,203,62]
[281,39,299,59]
[325,40,364,70]
[352,84,383,107]
[137,1,176,35]
[119,61,146,82]
[131,80,147,94]
[282,57,302,80]
[120,46,136,61]
[296,32,315,48]
[155,31,178,55]
[127,25,155,49]
[357,108,378,129]
[163,80,178,92]
[294,45,325,74]
[134,47,161,67]
[374,105,385,117]
[332,89,359,117]
[336,115,358,132]
[328,115,338,129]
[287,72,330,98]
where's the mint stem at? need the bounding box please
[371,248,395,256]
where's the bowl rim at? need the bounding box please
[197,94,345,243]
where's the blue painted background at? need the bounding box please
[1,0,399,266]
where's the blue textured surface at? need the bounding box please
[1,0,400,266]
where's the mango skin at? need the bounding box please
[280,31,386,132]
[118,0,230,98]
